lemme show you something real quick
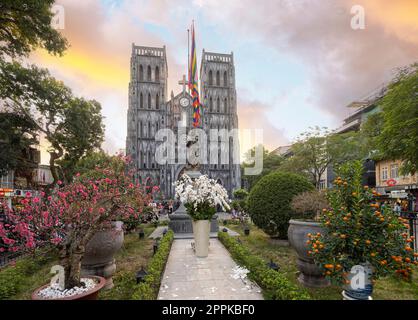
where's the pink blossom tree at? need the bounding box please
[0,155,158,289]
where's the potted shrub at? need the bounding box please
[0,156,153,300]
[308,161,417,300]
[288,190,330,287]
[175,174,230,257]
[247,171,314,239]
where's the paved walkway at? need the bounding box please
[157,239,263,300]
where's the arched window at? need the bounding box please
[139,121,142,137]
[148,93,151,109]
[223,71,227,87]
[156,93,159,109]
[148,122,151,137]
[155,66,160,82]
[217,97,220,112]
[216,71,220,86]
[139,65,144,81]
[147,65,151,81]
[140,93,143,108]
[209,70,213,85]
[209,97,213,112]
[224,98,228,113]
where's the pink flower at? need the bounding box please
[33,197,40,203]
[57,180,63,185]
[99,207,105,214]
[76,172,80,177]
[51,237,62,245]
[25,192,32,198]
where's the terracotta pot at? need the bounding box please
[192,220,210,257]
[31,276,106,300]
[81,221,124,289]
[288,219,330,288]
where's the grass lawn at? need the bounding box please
[99,226,155,300]
[227,223,418,300]
[0,226,156,300]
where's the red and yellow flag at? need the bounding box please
[188,23,202,128]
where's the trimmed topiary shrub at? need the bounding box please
[247,171,314,239]
[131,230,174,300]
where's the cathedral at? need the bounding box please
[126,44,241,199]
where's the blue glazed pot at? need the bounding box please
[343,263,373,300]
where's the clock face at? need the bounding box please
[180,97,189,107]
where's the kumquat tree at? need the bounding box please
[307,160,417,286]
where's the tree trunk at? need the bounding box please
[59,242,84,289]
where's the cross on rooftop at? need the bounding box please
[178,75,188,94]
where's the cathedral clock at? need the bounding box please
[180,97,190,107]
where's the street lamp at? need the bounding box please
[153,240,159,255]
[267,259,279,271]
[136,266,148,284]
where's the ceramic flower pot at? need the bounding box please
[288,219,330,288]
[31,276,106,300]
[342,263,373,300]
[192,220,210,257]
[81,221,124,290]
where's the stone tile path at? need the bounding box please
[157,239,263,300]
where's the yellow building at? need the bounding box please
[375,159,418,210]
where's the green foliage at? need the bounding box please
[185,201,217,221]
[0,112,38,176]
[0,61,105,184]
[132,231,174,300]
[309,160,416,285]
[279,127,365,188]
[248,171,314,238]
[218,232,310,300]
[0,251,54,300]
[231,188,249,212]
[241,145,285,191]
[364,64,418,174]
[0,0,68,58]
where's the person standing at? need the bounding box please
[394,201,402,215]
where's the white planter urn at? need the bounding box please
[192,220,210,257]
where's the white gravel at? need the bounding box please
[36,278,97,299]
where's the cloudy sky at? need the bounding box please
[31,0,418,162]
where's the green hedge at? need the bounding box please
[218,232,310,300]
[0,251,54,300]
[132,230,174,300]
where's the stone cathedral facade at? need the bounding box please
[126,44,241,199]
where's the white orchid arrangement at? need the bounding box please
[174,174,230,220]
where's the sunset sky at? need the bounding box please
[31,0,418,163]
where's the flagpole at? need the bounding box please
[187,27,190,94]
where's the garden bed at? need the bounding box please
[0,226,156,300]
[227,224,418,300]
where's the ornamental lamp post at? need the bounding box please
[136,266,148,284]
[267,259,280,271]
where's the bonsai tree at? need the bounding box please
[291,190,329,221]
[0,155,156,289]
[247,171,314,238]
[308,160,417,286]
